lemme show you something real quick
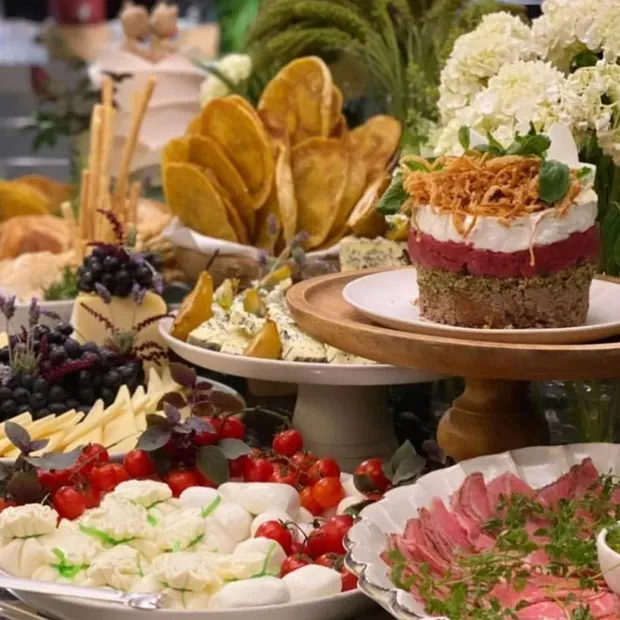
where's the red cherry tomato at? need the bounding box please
[195,468,217,488]
[79,444,109,473]
[306,518,350,558]
[124,450,155,479]
[243,457,274,482]
[300,487,323,516]
[255,520,293,555]
[228,455,248,478]
[280,553,312,576]
[312,478,344,510]
[269,464,298,487]
[272,429,303,457]
[0,498,16,513]
[52,486,86,520]
[194,417,222,446]
[290,451,316,485]
[220,416,246,440]
[82,485,101,509]
[328,514,354,534]
[89,464,118,493]
[354,458,390,494]
[111,464,130,485]
[315,552,342,569]
[340,568,358,592]
[37,468,72,490]
[165,469,201,498]
[308,458,341,484]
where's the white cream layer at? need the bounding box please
[413,189,598,253]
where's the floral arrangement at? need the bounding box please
[198,53,254,107]
[433,4,620,274]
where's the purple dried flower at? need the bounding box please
[267,213,279,237]
[151,273,164,296]
[257,250,269,268]
[2,296,16,322]
[292,245,306,266]
[0,365,11,386]
[42,310,62,321]
[132,283,146,305]
[28,297,41,327]
[94,283,112,304]
[294,230,309,246]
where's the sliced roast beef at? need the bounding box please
[429,497,471,550]
[397,522,450,574]
[487,471,536,509]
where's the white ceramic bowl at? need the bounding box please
[597,526,620,594]
[344,443,620,620]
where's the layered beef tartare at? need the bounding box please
[403,150,599,328]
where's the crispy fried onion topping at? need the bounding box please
[402,154,582,238]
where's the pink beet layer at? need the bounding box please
[408,224,600,278]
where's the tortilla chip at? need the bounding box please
[328,153,367,241]
[349,115,402,182]
[258,57,333,147]
[329,86,344,132]
[163,162,238,243]
[187,134,254,234]
[347,175,390,238]
[274,146,297,244]
[200,97,274,211]
[0,180,50,220]
[253,184,282,255]
[186,113,202,135]
[291,137,349,250]
[330,114,348,139]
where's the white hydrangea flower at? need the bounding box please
[562,62,620,164]
[435,61,567,155]
[438,13,536,122]
[532,0,620,69]
[200,54,253,107]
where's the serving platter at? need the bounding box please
[160,317,444,471]
[12,583,371,620]
[344,443,620,620]
[343,268,620,345]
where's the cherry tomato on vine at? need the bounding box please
[165,469,201,498]
[300,487,323,516]
[255,520,293,555]
[306,516,352,558]
[228,455,249,478]
[124,450,155,479]
[312,477,344,510]
[37,468,72,490]
[291,451,316,485]
[89,464,118,493]
[269,464,298,487]
[272,429,303,457]
[52,486,86,520]
[220,416,246,440]
[315,553,343,570]
[111,464,130,485]
[243,457,274,482]
[82,485,101,509]
[340,569,358,591]
[354,458,390,494]
[308,458,341,483]
[280,553,312,576]
[78,444,109,474]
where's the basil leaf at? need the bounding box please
[539,160,571,204]
[376,169,408,215]
[486,132,506,156]
[458,126,470,151]
[506,134,550,157]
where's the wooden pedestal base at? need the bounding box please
[437,379,549,462]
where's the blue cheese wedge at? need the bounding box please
[267,302,326,363]
[228,298,267,338]
[325,345,374,365]
[188,315,230,352]
[339,235,409,271]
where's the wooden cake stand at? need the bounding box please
[287,270,620,462]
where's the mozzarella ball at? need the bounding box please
[250,511,293,536]
[208,576,290,609]
[337,496,361,515]
[234,537,286,574]
[282,564,342,601]
[179,487,219,511]
[235,484,301,518]
[211,502,252,544]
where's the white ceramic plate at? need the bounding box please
[159,317,441,386]
[343,268,620,344]
[13,582,371,620]
[344,443,620,620]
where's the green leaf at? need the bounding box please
[458,126,470,151]
[486,132,506,155]
[505,134,551,157]
[376,169,408,215]
[539,160,571,204]
[24,447,81,471]
[389,440,426,485]
[197,446,230,485]
[218,438,252,460]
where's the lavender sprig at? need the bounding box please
[132,283,146,305]
[28,297,40,327]
[0,295,16,322]
[94,283,112,305]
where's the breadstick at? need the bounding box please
[114,77,156,207]
[127,180,141,229]
[78,169,90,245]
[86,105,103,240]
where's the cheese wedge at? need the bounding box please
[32,412,85,455]
[147,367,164,396]
[64,426,103,452]
[0,412,32,438]
[104,396,138,449]
[59,395,121,448]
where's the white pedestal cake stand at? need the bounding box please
[160,318,443,470]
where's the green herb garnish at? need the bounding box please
[539,159,571,204]
[43,267,78,301]
[376,169,408,215]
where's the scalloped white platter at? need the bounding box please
[343,269,620,345]
[11,583,371,620]
[344,443,620,620]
